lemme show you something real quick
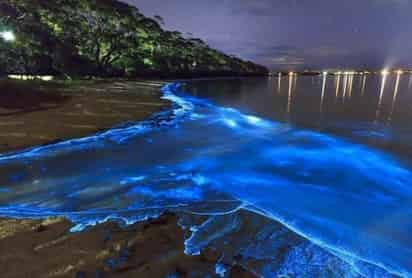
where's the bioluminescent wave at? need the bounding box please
[0,83,411,277]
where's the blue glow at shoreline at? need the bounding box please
[0,82,411,277]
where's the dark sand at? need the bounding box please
[0,79,170,154]
[0,214,255,278]
[0,79,255,277]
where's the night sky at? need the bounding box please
[123,0,412,71]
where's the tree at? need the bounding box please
[153,15,165,26]
[0,0,268,77]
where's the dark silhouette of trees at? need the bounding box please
[153,15,165,26]
[0,0,268,77]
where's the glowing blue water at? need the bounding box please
[0,83,411,277]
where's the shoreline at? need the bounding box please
[0,79,171,155]
[0,79,245,277]
[0,79,259,277]
[0,79,256,277]
[0,78,403,277]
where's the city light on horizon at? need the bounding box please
[271,69,412,76]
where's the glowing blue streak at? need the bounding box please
[0,82,410,277]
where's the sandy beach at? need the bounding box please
[0,79,255,277]
[0,214,256,278]
[0,79,170,154]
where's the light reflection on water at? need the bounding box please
[389,73,401,122]
[187,73,412,160]
[0,78,412,277]
[320,73,327,113]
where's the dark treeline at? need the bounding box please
[0,0,268,78]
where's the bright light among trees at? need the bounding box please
[0,31,15,42]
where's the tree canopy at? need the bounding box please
[0,0,268,77]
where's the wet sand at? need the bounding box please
[0,79,170,154]
[0,79,256,277]
[0,214,255,278]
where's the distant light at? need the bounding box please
[40,76,54,81]
[8,75,54,81]
[381,70,390,76]
[323,71,328,76]
[336,72,342,75]
[289,72,294,76]
[343,71,356,75]
[396,70,404,75]
[0,31,15,42]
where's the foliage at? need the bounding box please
[0,0,268,77]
